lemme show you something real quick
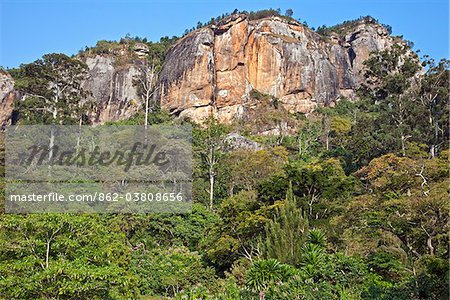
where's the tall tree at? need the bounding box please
[12,53,91,125]
[194,117,228,210]
[11,53,91,160]
[264,185,309,265]
[362,44,421,156]
[416,58,450,157]
[133,59,158,128]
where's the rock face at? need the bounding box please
[342,21,394,84]
[1,46,149,126]
[224,133,263,151]
[0,70,15,127]
[80,55,145,123]
[0,15,399,126]
[158,15,395,123]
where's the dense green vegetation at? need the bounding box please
[316,15,392,36]
[2,11,449,300]
[77,35,178,68]
[183,8,304,36]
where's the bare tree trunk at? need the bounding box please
[431,111,439,157]
[49,127,55,162]
[144,94,149,146]
[45,240,50,269]
[427,236,435,256]
[401,133,406,157]
[209,167,214,210]
[76,117,82,150]
[145,92,149,129]
[207,143,216,210]
[298,135,302,157]
[49,106,58,162]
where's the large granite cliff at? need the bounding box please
[1,43,149,125]
[79,43,149,123]
[1,15,402,126]
[158,15,397,123]
[0,70,15,126]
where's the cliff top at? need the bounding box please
[74,10,395,67]
[180,10,392,39]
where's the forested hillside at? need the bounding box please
[0,9,449,300]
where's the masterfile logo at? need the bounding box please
[5,125,192,213]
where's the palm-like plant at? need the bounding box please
[307,228,327,248]
[246,259,297,299]
[302,244,325,266]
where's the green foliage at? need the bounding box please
[307,229,327,248]
[105,106,173,125]
[264,186,309,265]
[202,190,269,269]
[182,8,298,37]
[11,53,92,125]
[285,8,294,18]
[1,10,449,300]
[244,9,282,21]
[286,158,355,220]
[131,246,215,297]
[257,174,289,203]
[83,40,122,55]
[223,147,288,193]
[0,214,137,299]
[246,259,297,294]
[316,15,392,36]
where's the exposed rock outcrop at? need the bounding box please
[80,53,146,123]
[224,133,263,151]
[0,70,15,127]
[158,15,395,123]
[0,15,400,126]
[133,43,150,58]
[342,21,394,83]
[2,45,150,125]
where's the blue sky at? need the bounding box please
[0,0,448,68]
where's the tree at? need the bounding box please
[131,246,215,297]
[362,44,421,156]
[339,153,449,286]
[11,53,92,161]
[133,59,158,129]
[416,58,450,157]
[193,118,229,210]
[12,53,91,125]
[0,214,137,299]
[286,158,354,220]
[224,147,288,195]
[296,117,322,158]
[322,109,332,151]
[203,190,269,269]
[285,8,294,18]
[264,185,309,265]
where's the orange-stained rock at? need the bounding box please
[158,15,396,123]
[158,28,215,123]
[214,15,249,109]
